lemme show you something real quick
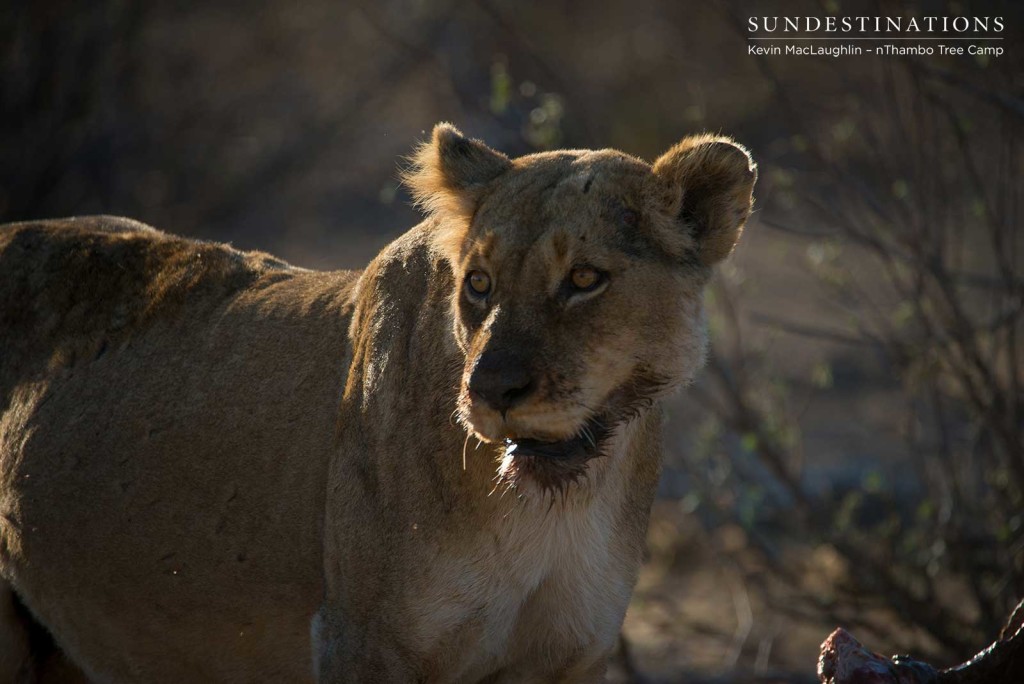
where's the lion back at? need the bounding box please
[0,215,291,399]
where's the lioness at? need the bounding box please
[0,124,755,682]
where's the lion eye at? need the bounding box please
[466,270,491,297]
[569,266,601,292]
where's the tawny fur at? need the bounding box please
[0,125,755,683]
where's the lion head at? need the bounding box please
[405,123,756,493]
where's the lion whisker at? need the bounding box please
[580,424,597,450]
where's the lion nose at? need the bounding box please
[468,350,536,413]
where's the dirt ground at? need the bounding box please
[613,501,830,682]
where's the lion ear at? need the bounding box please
[403,123,512,221]
[647,135,757,266]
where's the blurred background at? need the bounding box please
[2,0,1022,681]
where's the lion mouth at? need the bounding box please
[498,417,612,494]
[490,367,671,495]
[504,417,610,461]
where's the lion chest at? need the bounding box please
[405,496,634,680]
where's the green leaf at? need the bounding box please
[489,60,512,115]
